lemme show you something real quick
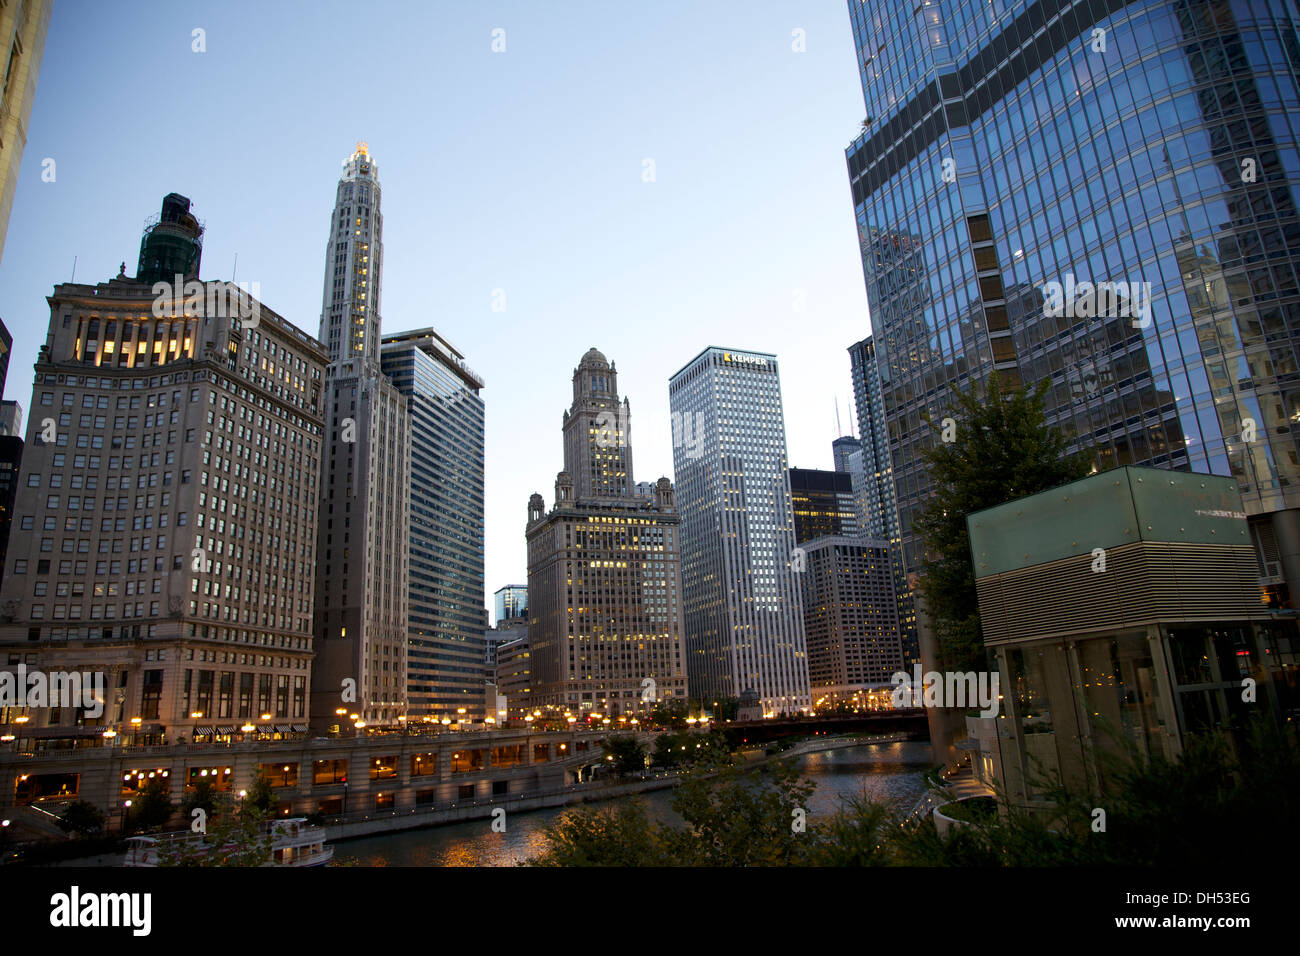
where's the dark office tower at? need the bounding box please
[831,435,861,475]
[136,193,204,285]
[380,328,486,720]
[845,1,1300,606]
[0,318,12,398]
[789,467,858,545]
[312,144,412,731]
[525,349,687,717]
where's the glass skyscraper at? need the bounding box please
[381,328,486,719]
[494,584,528,624]
[669,347,810,715]
[846,0,1300,605]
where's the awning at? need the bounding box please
[291,725,308,733]
[215,726,236,735]
[192,726,215,736]
[274,724,291,733]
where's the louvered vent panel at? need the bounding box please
[976,542,1265,646]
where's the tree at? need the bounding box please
[57,800,105,838]
[156,796,273,867]
[181,778,217,821]
[243,771,276,815]
[130,778,175,833]
[664,761,817,866]
[527,801,671,866]
[912,373,1091,672]
[601,735,647,777]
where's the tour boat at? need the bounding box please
[123,817,333,867]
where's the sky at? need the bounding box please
[0,0,873,616]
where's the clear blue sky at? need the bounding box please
[0,0,873,609]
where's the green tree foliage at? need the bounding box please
[650,730,731,770]
[156,797,273,867]
[527,801,672,866]
[912,373,1091,672]
[57,800,105,838]
[129,778,175,833]
[648,698,689,728]
[529,718,1298,866]
[601,735,648,777]
[664,762,816,866]
[243,772,276,815]
[181,778,217,821]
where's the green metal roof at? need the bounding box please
[967,466,1250,579]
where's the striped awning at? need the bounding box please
[215,726,236,735]
[192,726,215,736]
[274,724,291,733]
[291,725,308,733]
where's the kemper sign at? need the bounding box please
[723,352,768,367]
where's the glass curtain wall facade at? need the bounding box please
[380,329,486,720]
[846,0,1300,603]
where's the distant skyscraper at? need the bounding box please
[788,467,858,545]
[0,0,51,264]
[831,435,860,475]
[847,335,918,665]
[669,347,810,716]
[494,584,528,625]
[0,196,327,742]
[799,535,904,707]
[846,337,896,542]
[311,144,412,731]
[381,328,486,719]
[0,318,13,398]
[526,348,687,717]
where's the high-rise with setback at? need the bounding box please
[525,349,687,717]
[311,143,411,731]
[669,347,810,716]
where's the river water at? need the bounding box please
[335,740,933,866]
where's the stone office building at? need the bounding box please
[525,349,688,717]
[0,193,328,748]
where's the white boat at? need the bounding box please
[123,817,333,867]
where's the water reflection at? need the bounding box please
[337,742,932,867]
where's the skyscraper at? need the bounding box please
[494,584,528,625]
[831,435,861,475]
[846,337,898,543]
[0,195,327,743]
[311,144,411,731]
[669,347,810,716]
[381,328,486,719]
[788,467,858,545]
[845,0,1300,612]
[0,0,51,265]
[799,535,904,709]
[525,348,687,717]
[847,335,918,664]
